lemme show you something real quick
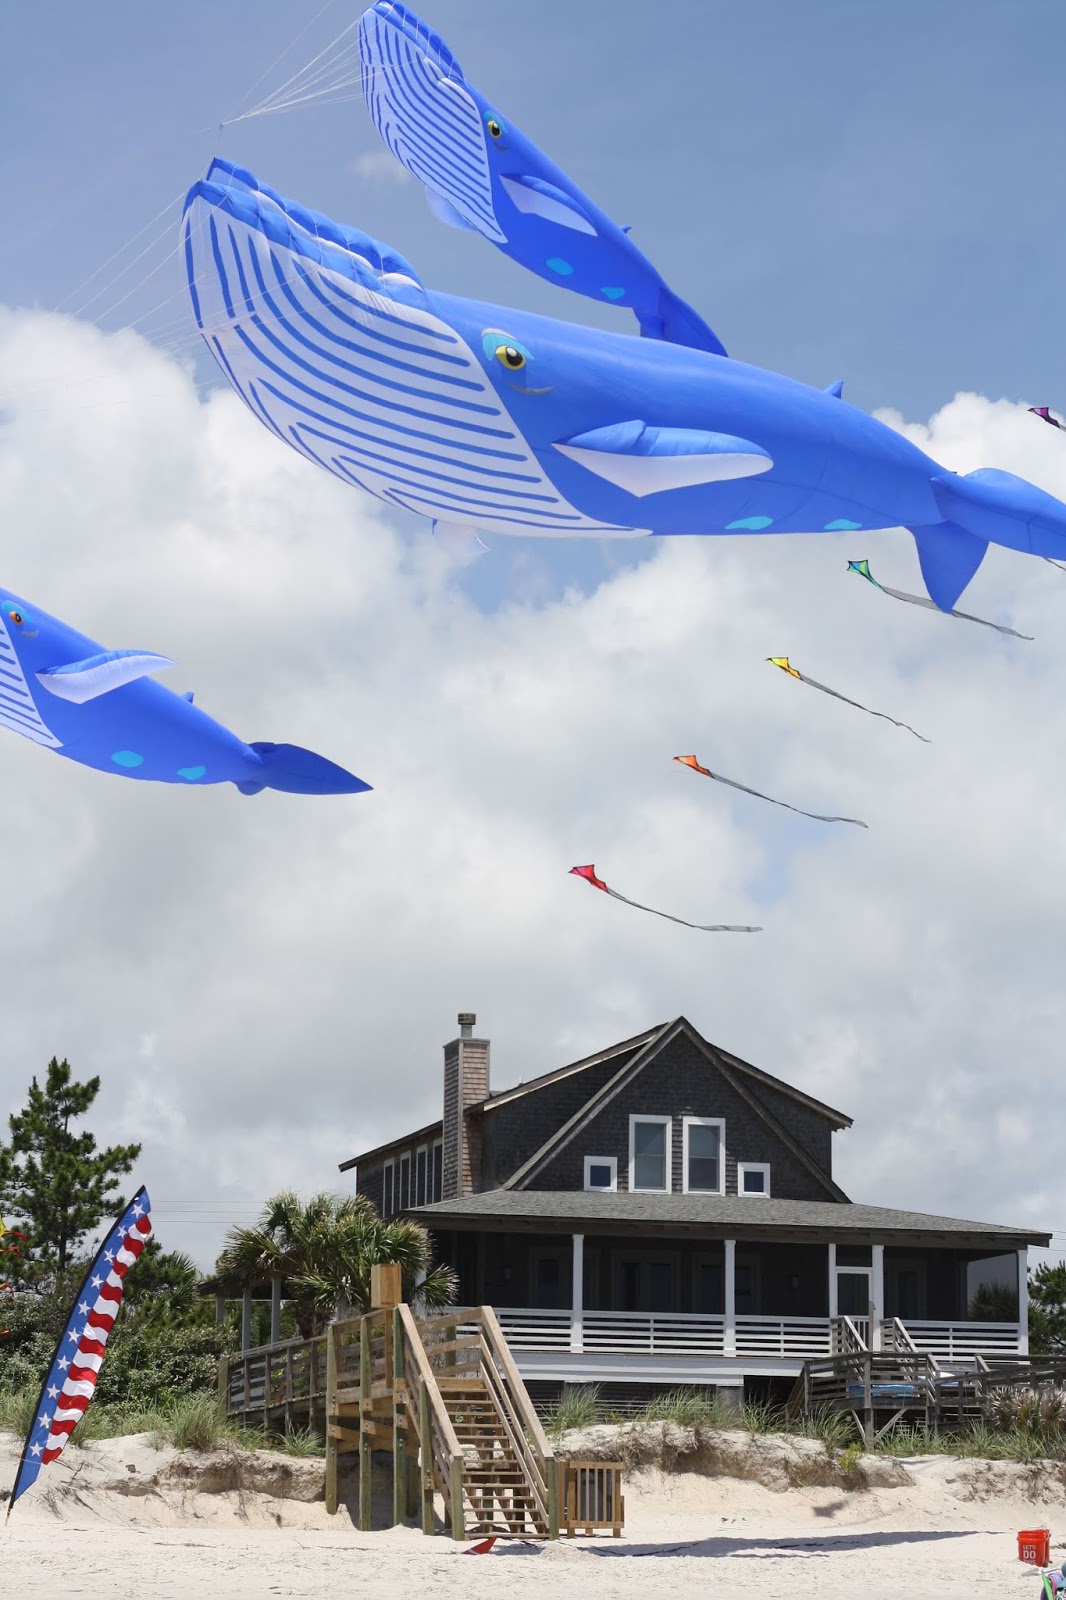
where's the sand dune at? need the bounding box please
[1,1426,1063,1598]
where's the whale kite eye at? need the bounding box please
[8,610,23,627]
[482,330,533,370]
[496,344,526,371]
[486,118,503,140]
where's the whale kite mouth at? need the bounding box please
[511,384,553,396]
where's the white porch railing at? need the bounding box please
[900,1321,1022,1360]
[735,1316,834,1358]
[493,1308,1023,1362]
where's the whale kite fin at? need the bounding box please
[931,468,1066,561]
[35,650,174,704]
[432,520,489,560]
[908,522,989,611]
[498,174,597,235]
[243,742,371,797]
[824,379,844,398]
[555,422,771,496]
[424,186,479,232]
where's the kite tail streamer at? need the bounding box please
[569,864,761,933]
[673,754,867,828]
[847,560,1032,641]
[767,658,930,743]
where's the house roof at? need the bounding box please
[338,1118,442,1173]
[409,1189,1051,1248]
[500,1017,850,1203]
[338,1016,852,1175]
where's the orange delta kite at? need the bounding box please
[674,754,867,828]
[569,864,761,933]
[846,560,1032,639]
[767,657,930,743]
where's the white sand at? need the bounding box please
[2,1428,1063,1599]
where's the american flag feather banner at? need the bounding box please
[7,1186,151,1515]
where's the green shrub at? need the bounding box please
[635,1386,725,1428]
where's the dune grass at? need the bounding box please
[0,1387,323,1458]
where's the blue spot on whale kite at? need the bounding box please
[111,750,143,768]
[824,519,863,531]
[546,257,573,276]
[727,516,774,531]
[600,286,625,300]
[177,765,206,781]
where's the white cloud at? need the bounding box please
[349,150,414,185]
[0,308,1064,1267]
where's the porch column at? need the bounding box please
[827,1243,838,1318]
[870,1245,884,1351]
[241,1287,253,1353]
[270,1277,282,1344]
[570,1233,584,1352]
[723,1239,736,1356]
[1018,1248,1029,1355]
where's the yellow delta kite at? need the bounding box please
[767,657,929,742]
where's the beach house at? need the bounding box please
[340,1013,1049,1407]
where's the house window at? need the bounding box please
[398,1152,411,1210]
[629,1116,671,1192]
[530,1248,568,1310]
[584,1156,617,1192]
[738,1162,770,1197]
[431,1139,443,1203]
[382,1161,395,1218]
[683,1117,725,1194]
[415,1146,428,1206]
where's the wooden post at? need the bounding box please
[547,1452,560,1540]
[392,1306,406,1526]
[359,1315,373,1532]
[241,1287,253,1353]
[723,1239,737,1356]
[325,1324,339,1516]
[449,1454,465,1541]
[217,1354,229,1416]
[371,1262,402,1310]
[863,1352,874,1447]
[270,1277,283,1345]
[419,1377,434,1535]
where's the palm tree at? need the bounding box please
[214,1191,458,1337]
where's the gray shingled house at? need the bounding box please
[340,1014,1048,1405]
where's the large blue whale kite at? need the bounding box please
[180,1,1066,610]
[0,589,369,795]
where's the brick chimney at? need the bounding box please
[442,1012,490,1199]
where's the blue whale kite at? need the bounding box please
[0,588,369,795]
[179,3,1066,609]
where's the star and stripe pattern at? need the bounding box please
[8,1187,151,1513]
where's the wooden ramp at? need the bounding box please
[221,1276,558,1540]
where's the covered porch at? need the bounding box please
[425,1210,1031,1382]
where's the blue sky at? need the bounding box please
[1,4,1065,1265]
[3,0,1063,418]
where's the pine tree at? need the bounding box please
[0,1058,141,1278]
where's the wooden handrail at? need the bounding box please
[481,1305,556,1464]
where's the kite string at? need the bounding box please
[222,14,363,126]
[228,0,341,117]
[53,189,188,315]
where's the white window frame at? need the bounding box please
[382,1159,395,1217]
[738,1161,771,1198]
[628,1115,672,1193]
[583,1155,618,1192]
[682,1116,726,1196]
[414,1143,428,1207]
[430,1138,443,1204]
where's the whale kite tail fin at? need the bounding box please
[237,743,372,797]
[637,286,727,358]
[909,466,1066,609]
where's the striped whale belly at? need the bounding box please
[359,5,503,242]
[0,625,61,748]
[183,180,641,538]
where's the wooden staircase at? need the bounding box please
[323,1283,558,1539]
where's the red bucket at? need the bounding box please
[1018,1528,1051,1566]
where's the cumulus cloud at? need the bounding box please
[0,308,1064,1265]
[349,150,414,185]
